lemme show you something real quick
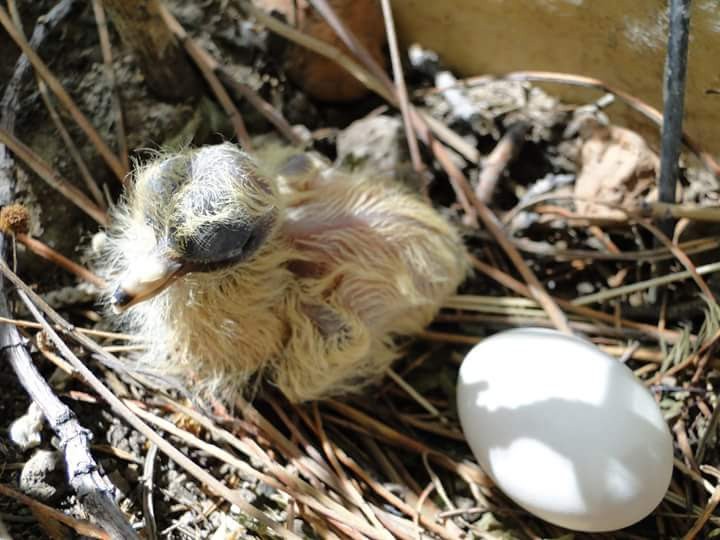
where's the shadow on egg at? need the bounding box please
[457,330,673,532]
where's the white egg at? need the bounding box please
[457,328,673,532]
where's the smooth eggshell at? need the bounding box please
[457,328,673,532]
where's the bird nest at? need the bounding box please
[1,1,719,539]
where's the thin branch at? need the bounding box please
[510,235,720,262]
[333,447,455,540]
[102,0,202,101]
[0,6,136,535]
[469,256,686,343]
[0,0,78,155]
[0,315,133,340]
[239,0,393,101]
[132,400,386,539]
[36,86,108,209]
[239,0,478,168]
[683,482,720,539]
[0,313,139,539]
[385,368,447,423]
[325,400,491,487]
[471,195,572,333]
[305,0,394,91]
[639,220,715,303]
[310,404,391,538]
[291,0,570,333]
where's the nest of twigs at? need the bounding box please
[1,1,719,539]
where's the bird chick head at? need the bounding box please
[110,143,279,312]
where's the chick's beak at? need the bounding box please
[110,253,184,313]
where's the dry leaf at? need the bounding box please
[574,123,659,220]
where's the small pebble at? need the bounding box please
[19,450,64,503]
[9,403,44,451]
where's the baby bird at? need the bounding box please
[100,143,468,402]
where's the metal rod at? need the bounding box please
[658,0,691,206]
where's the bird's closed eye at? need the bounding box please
[172,218,270,265]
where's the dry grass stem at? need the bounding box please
[475,122,528,203]
[639,220,716,302]
[36,86,108,208]
[683,483,720,539]
[385,368,447,423]
[7,0,107,209]
[169,399,391,539]
[306,0,394,89]
[92,0,129,173]
[572,261,720,307]
[511,236,720,262]
[335,448,458,540]
[240,0,481,173]
[239,0,393,101]
[470,256,688,343]
[0,316,134,340]
[325,400,492,486]
[310,404,392,538]
[219,70,307,146]
[158,4,252,150]
[379,0,423,174]
[4,3,720,536]
[15,233,106,288]
[471,197,572,333]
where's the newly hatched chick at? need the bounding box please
[100,143,468,402]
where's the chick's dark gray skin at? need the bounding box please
[101,143,468,402]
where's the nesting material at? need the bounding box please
[98,143,467,402]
